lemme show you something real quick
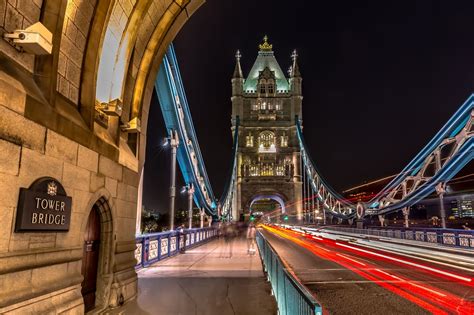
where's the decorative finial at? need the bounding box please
[235,50,241,60]
[259,35,273,51]
[291,49,298,61]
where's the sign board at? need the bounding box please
[15,177,72,232]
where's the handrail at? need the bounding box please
[135,227,218,268]
[256,230,322,315]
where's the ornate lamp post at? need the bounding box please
[167,130,179,231]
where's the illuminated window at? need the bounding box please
[246,134,254,147]
[275,101,282,111]
[281,133,288,147]
[258,131,276,153]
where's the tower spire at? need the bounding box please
[233,50,243,78]
[290,49,301,77]
[259,35,273,51]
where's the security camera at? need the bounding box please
[3,22,52,55]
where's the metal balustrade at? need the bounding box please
[319,226,474,249]
[135,227,218,268]
[256,230,322,315]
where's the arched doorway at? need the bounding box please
[81,205,101,312]
[249,194,286,222]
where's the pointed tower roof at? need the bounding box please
[232,50,243,79]
[290,49,301,77]
[243,36,290,92]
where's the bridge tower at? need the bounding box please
[231,36,303,222]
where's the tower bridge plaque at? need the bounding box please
[15,177,72,232]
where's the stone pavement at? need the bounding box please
[109,236,277,315]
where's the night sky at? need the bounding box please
[143,0,474,213]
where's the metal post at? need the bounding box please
[187,184,194,229]
[302,156,306,224]
[200,208,204,228]
[378,215,385,227]
[402,207,410,228]
[168,130,179,231]
[436,183,447,229]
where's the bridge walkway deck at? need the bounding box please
[111,236,277,315]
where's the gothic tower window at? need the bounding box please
[258,131,276,153]
[246,133,254,147]
[280,132,288,147]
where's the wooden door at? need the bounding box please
[81,206,101,312]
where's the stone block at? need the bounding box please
[57,52,67,76]
[99,156,122,180]
[66,61,81,87]
[46,130,78,165]
[62,163,90,192]
[17,0,41,23]
[19,148,63,188]
[57,74,70,97]
[122,167,139,187]
[29,234,56,249]
[0,139,20,175]
[64,18,77,42]
[105,177,117,197]
[0,1,5,27]
[72,189,91,215]
[0,207,14,253]
[4,4,23,32]
[117,182,127,200]
[0,269,33,302]
[77,145,99,173]
[126,185,138,203]
[116,199,134,218]
[69,84,79,104]
[0,107,46,151]
[31,263,68,289]
[65,0,77,20]
[90,173,105,192]
[0,173,20,207]
[0,71,26,114]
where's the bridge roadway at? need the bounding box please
[261,226,474,315]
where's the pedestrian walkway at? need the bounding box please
[110,236,277,315]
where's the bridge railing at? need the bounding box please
[135,227,218,268]
[256,230,322,315]
[319,226,474,249]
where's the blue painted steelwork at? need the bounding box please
[370,95,474,202]
[135,227,218,268]
[156,45,216,215]
[297,94,474,218]
[218,118,239,220]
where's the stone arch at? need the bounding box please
[250,194,286,214]
[80,191,116,312]
[245,191,289,217]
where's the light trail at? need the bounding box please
[334,242,472,283]
[263,225,474,314]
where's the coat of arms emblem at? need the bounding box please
[47,181,57,196]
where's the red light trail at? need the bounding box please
[262,225,474,314]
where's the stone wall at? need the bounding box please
[0,0,204,313]
[0,70,138,313]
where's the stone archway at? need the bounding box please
[250,194,286,214]
[80,196,117,312]
[0,0,203,312]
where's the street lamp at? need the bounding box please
[167,130,179,231]
[185,184,195,229]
